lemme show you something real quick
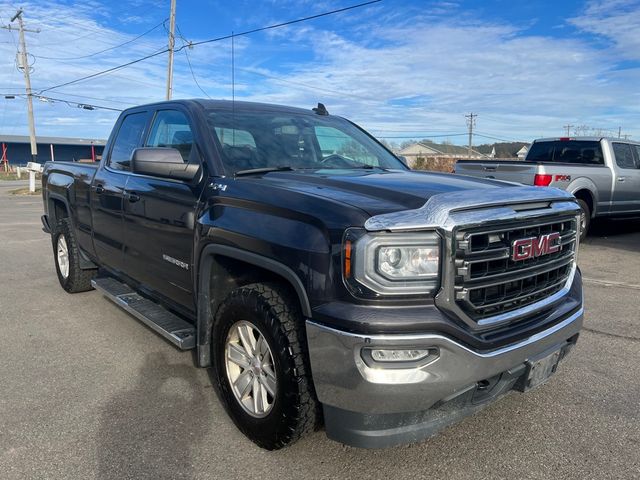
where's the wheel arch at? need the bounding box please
[196,244,312,367]
[567,178,598,217]
[572,188,595,218]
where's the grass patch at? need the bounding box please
[9,186,42,195]
[0,172,21,181]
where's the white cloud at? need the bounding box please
[0,0,637,144]
[570,0,640,60]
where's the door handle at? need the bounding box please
[617,177,626,182]
[127,192,141,203]
[95,184,105,194]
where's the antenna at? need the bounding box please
[231,31,235,146]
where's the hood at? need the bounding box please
[243,169,510,217]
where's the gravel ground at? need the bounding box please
[0,181,638,480]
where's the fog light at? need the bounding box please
[370,348,431,362]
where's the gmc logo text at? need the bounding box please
[511,232,561,261]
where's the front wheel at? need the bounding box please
[51,218,96,293]
[211,283,319,450]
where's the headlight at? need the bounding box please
[345,232,441,296]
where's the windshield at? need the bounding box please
[206,109,405,174]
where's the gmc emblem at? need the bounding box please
[512,232,561,261]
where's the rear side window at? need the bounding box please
[109,112,148,171]
[612,143,637,169]
[146,110,194,162]
[526,141,604,165]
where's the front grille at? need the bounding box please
[454,217,577,322]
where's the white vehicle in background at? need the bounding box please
[454,137,640,239]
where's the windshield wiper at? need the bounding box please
[234,166,295,177]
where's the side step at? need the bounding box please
[91,277,196,350]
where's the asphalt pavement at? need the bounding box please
[0,180,638,480]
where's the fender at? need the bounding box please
[566,177,599,217]
[46,191,98,270]
[195,244,312,367]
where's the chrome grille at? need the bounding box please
[454,217,578,322]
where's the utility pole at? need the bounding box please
[165,0,177,100]
[2,9,40,162]
[465,113,476,159]
[618,127,622,138]
[563,124,573,137]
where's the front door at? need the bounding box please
[122,109,202,311]
[91,110,149,272]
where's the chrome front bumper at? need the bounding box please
[306,307,583,415]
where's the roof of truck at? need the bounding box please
[129,99,318,116]
[534,136,639,145]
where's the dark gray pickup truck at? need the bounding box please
[41,99,584,449]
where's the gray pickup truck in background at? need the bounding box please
[455,137,640,239]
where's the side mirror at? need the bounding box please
[397,155,410,168]
[130,147,199,181]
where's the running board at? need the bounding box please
[91,277,196,350]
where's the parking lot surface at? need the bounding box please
[0,181,638,480]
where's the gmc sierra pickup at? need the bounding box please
[42,100,584,449]
[455,137,640,239]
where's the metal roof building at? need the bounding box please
[0,135,106,165]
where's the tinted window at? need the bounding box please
[613,143,637,169]
[146,110,194,162]
[109,112,148,171]
[526,140,604,165]
[315,126,379,166]
[214,127,256,148]
[634,145,640,168]
[207,110,404,174]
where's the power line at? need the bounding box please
[474,132,525,143]
[37,0,381,95]
[2,92,123,111]
[183,47,211,99]
[38,46,168,94]
[190,0,381,48]
[34,19,166,60]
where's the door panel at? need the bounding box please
[123,176,199,309]
[91,169,128,271]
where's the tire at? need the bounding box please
[51,218,96,293]
[211,283,319,450]
[577,199,590,241]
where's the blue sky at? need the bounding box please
[0,0,639,145]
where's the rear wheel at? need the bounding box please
[52,218,96,293]
[211,283,319,450]
[576,199,590,241]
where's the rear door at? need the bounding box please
[610,142,640,215]
[91,110,150,272]
[122,108,203,311]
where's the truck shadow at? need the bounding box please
[96,352,210,480]
[584,218,640,253]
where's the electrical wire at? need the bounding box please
[34,19,167,61]
[183,48,212,99]
[175,24,212,99]
[189,0,381,48]
[37,0,381,95]
[1,92,122,111]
